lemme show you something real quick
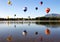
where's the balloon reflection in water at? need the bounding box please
[22,30,27,36]
[35,32,38,35]
[7,21,10,26]
[7,35,12,41]
[40,36,43,41]
[14,25,16,28]
[45,28,50,35]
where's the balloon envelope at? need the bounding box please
[23,7,27,12]
[14,14,16,16]
[8,0,12,5]
[40,36,43,41]
[35,32,38,35]
[46,8,50,13]
[35,7,38,10]
[45,29,50,35]
[40,1,43,5]
[7,36,12,41]
[7,16,9,19]
[22,30,27,36]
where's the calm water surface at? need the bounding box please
[0,21,60,42]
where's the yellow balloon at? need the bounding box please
[7,36,12,41]
[7,16,9,19]
[8,0,12,5]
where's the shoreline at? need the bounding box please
[0,20,60,22]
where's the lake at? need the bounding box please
[0,21,60,42]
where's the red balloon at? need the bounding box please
[46,8,50,13]
[40,1,43,5]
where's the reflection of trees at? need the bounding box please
[0,21,60,28]
[35,22,60,28]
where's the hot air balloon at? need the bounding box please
[40,36,43,41]
[14,14,16,16]
[14,14,16,18]
[7,16,9,19]
[45,8,50,13]
[7,21,9,26]
[45,29,50,35]
[35,7,38,10]
[35,32,38,35]
[22,30,27,36]
[40,1,43,5]
[23,7,27,12]
[14,25,16,28]
[8,0,12,5]
[7,35,12,41]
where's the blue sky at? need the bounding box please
[0,0,60,18]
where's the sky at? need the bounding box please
[0,0,60,18]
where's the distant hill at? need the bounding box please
[45,13,60,18]
[36,13,60,20]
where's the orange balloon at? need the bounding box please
[45,29,50,35]
[7,36,12,41]
[46,8,50,13]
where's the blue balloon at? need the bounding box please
[35,7,38,10]
[23,7,27,12]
